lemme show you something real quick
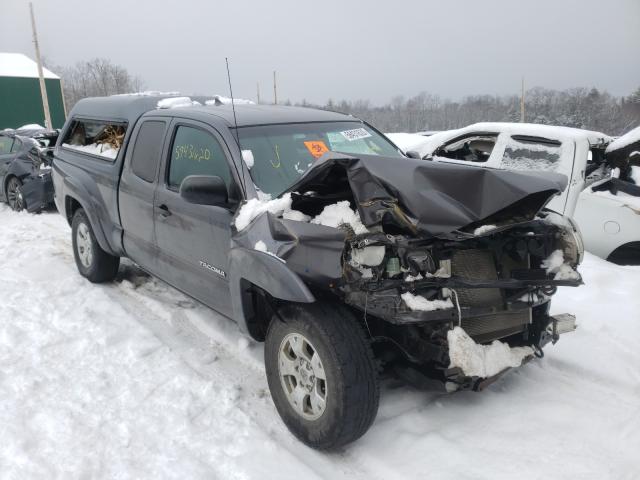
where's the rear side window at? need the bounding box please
[168,126,232,189]
[130,121,166,182]
[62,119,127,160]
[0,136,14,154]
[500,135,562,172]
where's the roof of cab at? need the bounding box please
[461,122,611,145]
[67,94,355,129]
[173,104,355,127]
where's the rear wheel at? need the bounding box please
[71,208,120,283]
[264,303,379,449]
[6,177,25,212]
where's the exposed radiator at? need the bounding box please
[451,249,529,343]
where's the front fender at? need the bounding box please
[228,247,315,335]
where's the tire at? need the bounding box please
[265,302,379,449]
[71,208,120,283]
[6,177,25,212]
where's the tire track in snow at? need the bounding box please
[105,264,384,480]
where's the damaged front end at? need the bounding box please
[232,152,582,391]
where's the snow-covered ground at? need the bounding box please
[0,205,638,479]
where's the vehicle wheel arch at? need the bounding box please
[228,247,316,341]
[3,174,18,201]
[606,241,640,266]
[63,193,115,256]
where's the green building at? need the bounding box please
[0,52,66,130]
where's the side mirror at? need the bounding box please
[180,175,228,206]
[405,150,422,159]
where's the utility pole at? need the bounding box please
[29,2,52,130]
[273,70,278,105]
[256,82,261,104]
[520,76,525,123]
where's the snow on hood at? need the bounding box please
[606,125,640,154]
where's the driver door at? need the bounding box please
[154,119,238,317]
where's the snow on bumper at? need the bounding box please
[446,314,577,390]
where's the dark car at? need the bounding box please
[52,95,583,449]
[0,128,58,212]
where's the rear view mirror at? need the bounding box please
[406,150,422,159]
[180,175,228,206]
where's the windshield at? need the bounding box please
[236,121,402,196]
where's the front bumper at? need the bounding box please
[444,313,577,392]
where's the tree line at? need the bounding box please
[48,58,639,136]
[306,87,640,136]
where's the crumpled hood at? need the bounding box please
[286,152,568,236]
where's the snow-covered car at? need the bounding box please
[53,96,582,449]
[0,128,57,212]
[388,123,640,264]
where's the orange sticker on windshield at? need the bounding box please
[304,140,329,159]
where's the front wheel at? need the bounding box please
[265,303,379,449]
[71,208,120,283]
[6,177,25,211]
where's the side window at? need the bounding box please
[168,126,232,189]
[130,121,166,182]
[499,135,562,172]
[62,119,127,160]
[10,138,22,153]
[0,136,13,154]
[435,134,498,162]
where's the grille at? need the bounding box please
[461,310,529,343]
[451,249,502,307]
[451,249,529,343]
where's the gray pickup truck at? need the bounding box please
[52,94,583,449]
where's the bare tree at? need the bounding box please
[45,58,146,109]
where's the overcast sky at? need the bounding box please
[2,0,639,104]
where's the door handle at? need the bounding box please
[158,204,172,218]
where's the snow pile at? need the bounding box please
[310,200,368,234]
[62,143,119,159]
[606,125,640,153]
[234,193,308,230]
[18,123,44,130]
[541,249,580,280]
[206,95,255,106]
[401,292,453,311]
[447,327,534,378]
[156,97,201,109]
[473,224,498,236]
[241,150,255,169]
